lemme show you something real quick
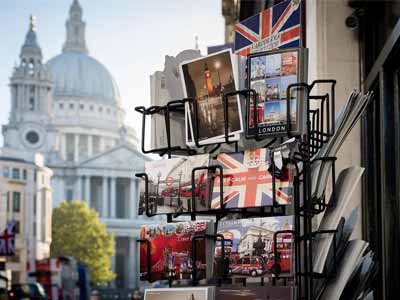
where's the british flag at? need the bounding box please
[0,220,17,256]
[211,149,293,209]
[234,0,302,56]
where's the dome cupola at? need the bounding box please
[46,0,121,106]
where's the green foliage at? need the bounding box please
[51,201,115,284]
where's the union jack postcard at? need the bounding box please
[210,148,294,210]
[215,216,294,277]
[234,0,303,56]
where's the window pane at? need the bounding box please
[23,169,27,180]
[12,168,20,179]
[3,167,9,178]
[13,192,20,212]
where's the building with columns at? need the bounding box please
[1,0,150,289]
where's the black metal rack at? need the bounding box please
[135,79,339,300]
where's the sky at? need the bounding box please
[0,0,225,145]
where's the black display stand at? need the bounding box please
[134,79,338,300]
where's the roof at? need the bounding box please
[46,52,121,106]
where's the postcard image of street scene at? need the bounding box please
[181,50,243,144]
[215,216,294,277]
[140,221,211,282]
[145,287,211,300]
[138,154,210,215]
[248,50,299,137]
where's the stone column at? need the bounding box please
[128,238,138,289]
[76,176,82,201]
[85,176,91,208]
[110,177,116,218]
[130,178,137,219]
[99,137,105,153]
[88,135,93,158]
[102,177,109,218]
[34,85,39,111]
[61,133,66,160]
[74,134,80,162]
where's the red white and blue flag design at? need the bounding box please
[211,149,293,209]
[234,0,302,56]
[0,220,17,256]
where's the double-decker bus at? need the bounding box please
[267,233,293,274]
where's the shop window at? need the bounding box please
[12,168,20,180]
[12,191,21,212]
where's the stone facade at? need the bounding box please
[0,151,53,284]
[1,1,150,289]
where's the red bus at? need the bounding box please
[267,233,293,274]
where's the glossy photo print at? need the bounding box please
[138,154,210,215]
[215,216,294,278]
[247,48,308,138]
[180,49,243,146]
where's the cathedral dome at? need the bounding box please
[46,52,121,105]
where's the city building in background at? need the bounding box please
[150,49,201,150]
[0,152,52,284]
[1,0,150,289]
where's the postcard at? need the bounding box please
[215,216,294,277]
[216,287,294,300]
[208,148,294,210]
[144,287,214,300]
[180,49,243,146]
[139,220,214,282]
[234,0,302,56]
[247,48,307,138]
[138,154,210,215]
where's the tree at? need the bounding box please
[51,201,115,284]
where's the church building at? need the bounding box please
[2,0,150,289]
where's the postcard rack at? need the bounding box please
[135,79,340,300]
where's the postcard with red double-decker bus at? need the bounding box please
[139,220,214,282]
[215,216,294,278]
[138,154,210,216]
